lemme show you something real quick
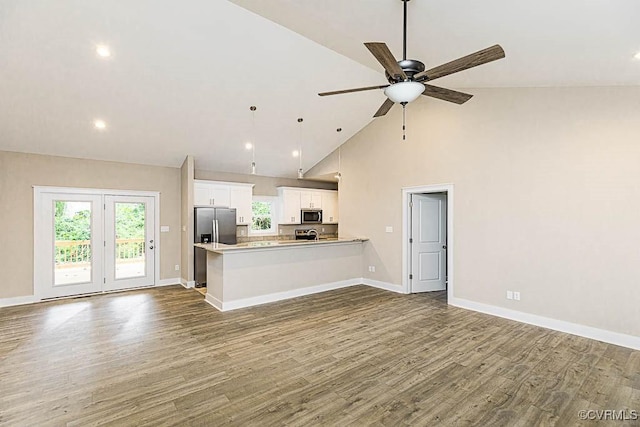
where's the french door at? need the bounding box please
[104,195,155,291]
[35,188,157,299]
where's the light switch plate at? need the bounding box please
[385,226,393,233]
[160,225,170,232]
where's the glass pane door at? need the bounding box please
[54,201,93,285]
[114,201,146,280]
[104,195,155,291]
[36,193,103,299]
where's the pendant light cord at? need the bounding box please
[251,108,256,163]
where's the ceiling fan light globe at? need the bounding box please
[384,81,425,104]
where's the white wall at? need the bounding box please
[333,86,640,337]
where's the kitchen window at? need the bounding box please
[250,196,277,235]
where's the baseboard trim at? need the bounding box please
[157,278,181,287]
[206,278,362,312]
[450,297,640,351]
[362,278,406,294]
[180,278,195,289]
[204,293,223,311]
[0,295,40,308]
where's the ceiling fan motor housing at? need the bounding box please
[385,59,425,83]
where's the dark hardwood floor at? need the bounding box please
[0,285,638,426]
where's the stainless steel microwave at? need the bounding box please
[301,209,322,224]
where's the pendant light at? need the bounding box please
[297,117,304,179]
[246,106,257,175]
[334,128,342,181]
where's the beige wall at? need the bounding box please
[181,156,194,283]
[0,150,181,299]
[332,86,640,337]
[194,169,337,196]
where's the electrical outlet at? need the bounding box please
[368,266,376,273]
[239,229,245,236]
[182,225,186,232]
[174,265,180,271]
[279,229,283,235]
[506,290,513,300]
[513,291,520,301]
[321,227,325,233]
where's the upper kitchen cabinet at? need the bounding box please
[194,180,254,224]
[321,191,339,224]
[277,187,338,225]
[300,191,322,209]
[194,181,230,206]
[278,188,301,224]
[229,186,253,225]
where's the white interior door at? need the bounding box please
[37,193,104,298]
[104,195,155,291]
[411,193,447,292]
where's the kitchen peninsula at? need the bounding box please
[195,238,367,311]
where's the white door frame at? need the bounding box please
[402,183,454,301]
[33,186,160,300]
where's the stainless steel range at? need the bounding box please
[295,229,318,240]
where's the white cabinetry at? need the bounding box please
[229,186,253,225]
[194,181,230,207]
[321,191,339,224]
[194,180,254,225]
[277,187,338,225]
[300,191,322,209]
[278,188,301,224]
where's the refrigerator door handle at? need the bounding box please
[214,219,219,243]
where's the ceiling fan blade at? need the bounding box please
[318,84,388,97]
[422,84,473,104]
[364,42,407,81]
[373,98,395,118]
[415,44,505,81]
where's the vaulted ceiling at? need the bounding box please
[1,1,639,178]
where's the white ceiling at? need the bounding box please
[231,0,640,88]
[1,1,639,178]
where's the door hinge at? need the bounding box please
[409,238,413,243]
[104,241,106,247]
[103,278,106,284]
[409,274,413,280]
[409,201,413,208]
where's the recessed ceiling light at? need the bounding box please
[96,45,111,58]
[94,119,107,130]
[245,142,253,150]
[634,52,640,60]
[292,150,299,158]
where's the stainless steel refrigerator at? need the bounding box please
[194,207,237,287]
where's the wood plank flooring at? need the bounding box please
[0,285,638,426]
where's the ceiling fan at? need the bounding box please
[318,0,505,119]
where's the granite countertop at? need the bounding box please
[194,237,368,253]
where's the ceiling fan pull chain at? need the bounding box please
[402,102,407,141]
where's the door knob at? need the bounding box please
[442,245,447,249]
[149,246,154,250]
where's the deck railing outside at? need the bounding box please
[55,238,145,268]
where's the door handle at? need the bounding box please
[149,246,154,250]
[443,245,447,249]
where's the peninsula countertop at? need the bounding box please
[194,237,368,254]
